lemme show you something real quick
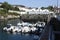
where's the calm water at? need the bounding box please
[0,19,40,40]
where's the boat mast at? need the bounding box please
[57,0,58,13]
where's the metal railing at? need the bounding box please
[39,23,53,40]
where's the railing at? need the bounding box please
[39,16,60,40]
[39,25,49,40]
[39,23,53,40]
[48,25,53,40]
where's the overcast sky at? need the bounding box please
[0,0,60,7]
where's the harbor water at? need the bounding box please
[0,19,40,40]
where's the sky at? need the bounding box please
[0,0,60,7]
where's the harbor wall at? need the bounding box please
[20,14,52,23]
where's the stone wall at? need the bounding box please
[20,14,51,23]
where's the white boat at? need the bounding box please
[3,21,45,33]
[35,21,45,27]
[17,22,30,27]
[3,24,12,31]
[12,27,18,32]
[21,26,31,33]
[3,24,15,32]
[17,22,22,26]
[30,27,37,31]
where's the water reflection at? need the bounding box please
[1,31,40,40]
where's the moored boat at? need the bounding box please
[3,21,45,34]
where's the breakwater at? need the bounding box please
[20,14,52,24]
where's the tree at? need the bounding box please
[41,6,54,11]
[1,2,13,10]
[47,6,54,11]
[14,6,19,11]
[41,7,45,10]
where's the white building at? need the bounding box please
[9,5,54,15]
[28,9,54,15]
[18,7,32,12]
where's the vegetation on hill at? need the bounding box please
[0,2,19,11]
[0,10,20,17]
[41,6,54,11]
[8,12,20,16]
[0,2,20,18]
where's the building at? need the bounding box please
[28,9,54,15]
[54,6,60,13]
